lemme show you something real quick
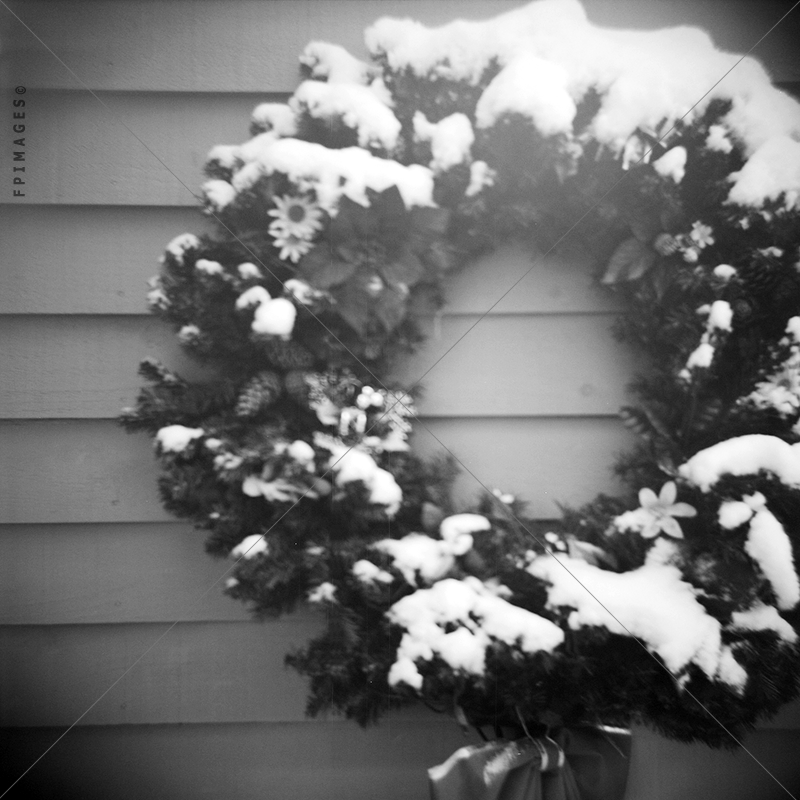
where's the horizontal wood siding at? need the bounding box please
[0,719,483,800]
[3,1,799,798]
[3,724,800,800]
[0,523,250,625]
[4,0,798,92]
[0,620,322,726]
[0,205,211,314]
[0,316,207,418]
[0,91,281,206]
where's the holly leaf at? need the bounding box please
[423,240,458,274]
[649,262,672,302]
[625,205,662,243]
[332,283,372,335]
[601,237,656,284]
[408,207,450,253]
[315,260,358,289]
[297,246,329,279]
[375,287,406,332]
[298,247,356,288]
[374,185,409,251]
[327,197,359,243]
[411,206,451,237]
[461,548,489,577]
[660,203,684,233]
[329,196,378,243]
[380,250,425,287]
[406,283,443,318]
[566,537,610,567]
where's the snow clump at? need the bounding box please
[386,577,565,689]
[527,553,745,688]
[155,425,204,453]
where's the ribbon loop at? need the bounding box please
[429,737,575,800]
[429,726,630,800]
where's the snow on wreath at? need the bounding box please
[123,0,800,747]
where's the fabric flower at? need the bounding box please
[270,230,314,263]
[682,246,700,264]
[689,222,714,249]
[749,366,800,416]
[614,482,696,539]
[356,386,384,409]
[214,452,244,470]
[267,195,323,239]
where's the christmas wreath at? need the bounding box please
[123,0,800,752]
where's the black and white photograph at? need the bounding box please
[2,1,800,797]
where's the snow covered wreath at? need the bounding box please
[124,0,800,749]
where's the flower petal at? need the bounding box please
[669,502,697,518]
[659,481,677,506]
[660,517,684,539]
[638,487,658,508]
[242,475,265,497]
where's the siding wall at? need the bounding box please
[1,2,800,798]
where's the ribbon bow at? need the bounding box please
[429,736,579,800]
[429,726,630,800]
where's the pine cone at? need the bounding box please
[738,262,782,298]
[653,232,680,257]
[284,370,310,403]
[235,371,282,417]
[259,338,316,370]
